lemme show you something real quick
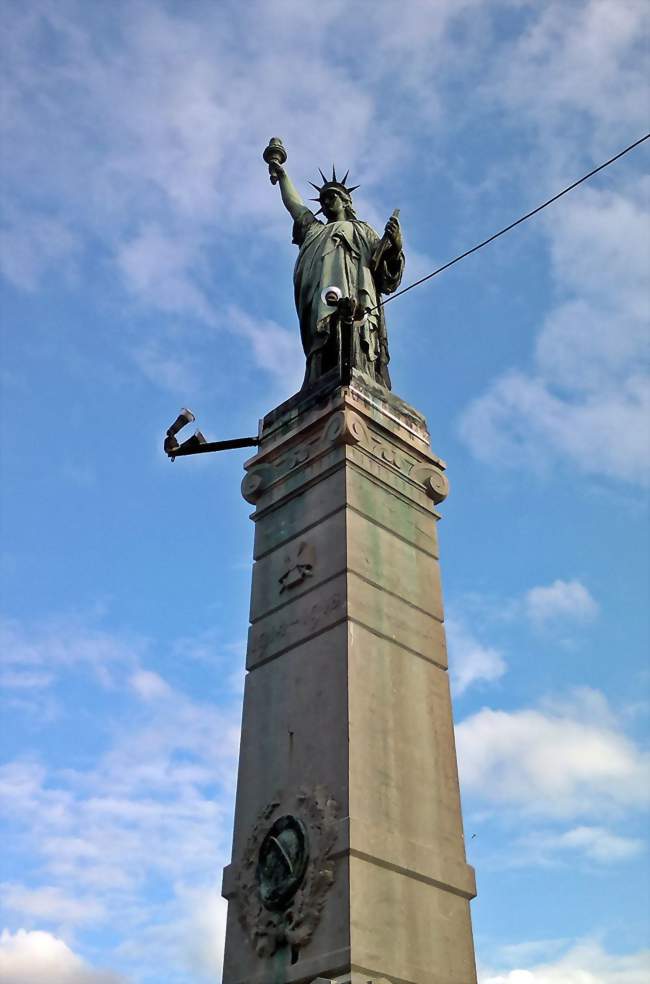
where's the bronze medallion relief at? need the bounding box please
[235,787,339,959]
[256,814,309,911]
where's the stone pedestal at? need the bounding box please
[222,374,477,984]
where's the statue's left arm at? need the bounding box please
[371,214,405,295]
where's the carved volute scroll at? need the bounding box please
[241,467,272,504]
[320,408,370,447]
[410,462,450,504]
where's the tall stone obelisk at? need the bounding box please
[221,369,477,983]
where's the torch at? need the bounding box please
[263,137,287,184]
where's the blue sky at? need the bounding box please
[1,0,649,981]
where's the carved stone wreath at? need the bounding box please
[235,786,340,959]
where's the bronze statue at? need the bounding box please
[264,138,404,390]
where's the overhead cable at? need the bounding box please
[378,132,650,309]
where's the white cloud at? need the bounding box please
[3,1,647,412]
[535,825,645,864]
[491,0,649,151]
[0,930,124,984]
[0,617,144,693]
[1,695,239,970]
[1,884,105,928]
[179,885,227,979]
[457,688,650,817]
[460,365,650,487]
[117,225,213,321]
[0,617,241,980]
[129,339,202,396]
[129,670,172,701]
[0,212,80,291]
[226,306,305,388]
[524,579,598,625]
[0,669,54,690]
[479,817,645,871]
[118,884,227,980]
[458,0,650,489]
[460,285,650,487]
[499,822,645,869]
[0,0,492,390]
[446,616,507,695]
[480,939,650,984]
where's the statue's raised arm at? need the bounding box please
[263,138,405,392]
[263,137,307,222]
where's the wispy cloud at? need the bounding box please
[128,669,173,701]
[531,825,645,864]
[0,614,241,981]
[225,305,304,389]
[483,821,647,871]
[117,226,214,321]
[523,579,599,626]
[1,884,106,929]
[0,929,125,984]
[0,616,145,693]
[458,0,650,489]
[114,883,227,982]
[447,615,507,695]
[459,167,650,490]
[130,339,203,396]
[0,0,493,391]
[457,687,650,818]
[490,0,649,153]
[0,212,81,292]
[1,682,238,978]
[479,938,650,984]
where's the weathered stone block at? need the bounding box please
[349,857,477,984]
[346,463,439,558]
[253,469,347,560]
[250,509,347,622]
[247,573,348,670]
[347,572,446,667]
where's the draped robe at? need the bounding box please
[292,209,404,389]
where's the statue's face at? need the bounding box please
[320,187,348,221]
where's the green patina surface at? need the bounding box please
[264,139,404,390]
[252,451,438,562]
[271,943,290,984]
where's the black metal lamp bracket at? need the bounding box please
[163,409,259,462]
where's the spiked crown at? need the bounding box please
[309,166,359,214]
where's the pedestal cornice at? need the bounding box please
[242,379,449,516]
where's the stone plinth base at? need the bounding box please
[222,375,477,984]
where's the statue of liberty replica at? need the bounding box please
[220,138,478,983]
[263,138,405,390]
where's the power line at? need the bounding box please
[378,132,650,309]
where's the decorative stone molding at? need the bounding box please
[320,409,369,447]
[341,410,448,503]
[241,466,273,504]
[273,442,312,473]
[278,540,316,592]
[410,462,450,505]
[235,787,340,959]
[242,405,448,507]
